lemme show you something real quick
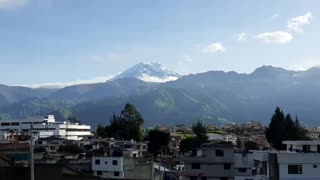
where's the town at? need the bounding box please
[0,105,319,180]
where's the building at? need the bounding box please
[234,150,278,180]
[307,127,320,140]
[181,142,235,180]
[92,156,156,180]
[0,115,92,140]
[277,141,320,180]
[92,156,124,179]
[234,153,255,180]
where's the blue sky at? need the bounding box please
[0,0,319,87]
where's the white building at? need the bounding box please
[92,156,124,179]
[278,141,320,180]
[0,115,92,140]
[92,156,156,180]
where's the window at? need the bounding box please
[201,177,207,180]
[314,165,317,168]
[190,176,198,180]
[97,171,102,176]
[220,177,228,180]
[191,163,200,169]
[224,163,231,170]
[114,172,120,177]
[112,160,118,165]
[1,123,10,126]
[216,149,224,157]
[95,159,100,165]
[11,122,19,126]
[288,165,302,174]
[303,145,311,152]
[105,161,108,164]
[239,168,247,173]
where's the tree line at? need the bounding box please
[96,104,310,154]
[266,107,309,150]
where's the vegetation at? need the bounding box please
[146,129,171,157]
[34,146,47,153]
[265,107,309,150]
[96,103,144,141]
[58,144,84,154]
[179,120,209,152]
[244,141,259,151]
[67,116,81,124]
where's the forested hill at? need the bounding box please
[2,65,320,127]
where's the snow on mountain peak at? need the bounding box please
[112,62,181,82]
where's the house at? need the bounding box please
[92,155,156,180]
[181,142,235,180]
[278,141,320,180]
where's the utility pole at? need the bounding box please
[30,124,35,180]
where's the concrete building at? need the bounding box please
[0,115,92,140]
[278,141,320,180]
[181,143,235,180]
[233,150,278,180]
[92,156,124,179]
[92,156,156,180]
[234,153,255,180]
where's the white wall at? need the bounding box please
[92,157,123,172]
[279,164,320,180]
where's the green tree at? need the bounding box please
[179,137,200,153]
[67,116,81,124]
[244,141,259,151]
[58,144,84,154]
[266,107,309,150]
[96,103,144,141]
[147,130,171,157]
[96,124,106,137]
[192,120,209,143]
[179,120,209,152]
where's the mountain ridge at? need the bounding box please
[1,64,320,127]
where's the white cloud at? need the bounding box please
[25,76,114,89]
[202,43,225,53]
[288,12,312,32]
[0,0,28,9]
[290,59,320,71]
[237,33,247,41]
[256,31,293,44]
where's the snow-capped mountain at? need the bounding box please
[112,62,181,82]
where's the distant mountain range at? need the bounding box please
[1,62,320,128]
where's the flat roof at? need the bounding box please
[283,140,320,145]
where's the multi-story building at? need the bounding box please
[277,141,320,180]
[0,115,92,140]
[181,143,235,180]
[234,153,255,180]
[92,156,124,179]
[92,155,156,180]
